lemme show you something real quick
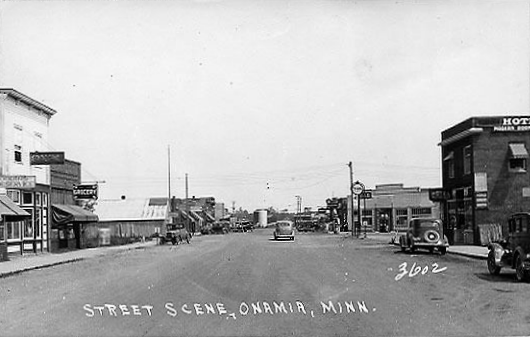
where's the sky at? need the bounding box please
[0,0,529,212]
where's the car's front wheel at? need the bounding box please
[487,250,501,275]
[439,247,447,255]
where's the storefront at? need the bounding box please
[440,116,530,245]
[0,194,31,261]
[51,204,98,251]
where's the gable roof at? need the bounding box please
[94,198,168,221]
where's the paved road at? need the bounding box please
[1,229,529,336]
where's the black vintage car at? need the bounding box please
[398,218,449,254]
[160,224,191,245]
[488,212,530,282]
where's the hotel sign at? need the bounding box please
[30,151,65,165]
[493,117,530,132]
[0,175,36,189]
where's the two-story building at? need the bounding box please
[0,89,56,256]
[440,116,530,245]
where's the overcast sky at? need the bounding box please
[1,0,529,212]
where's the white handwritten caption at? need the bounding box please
[83,300,376,319]
[394,262,447,281]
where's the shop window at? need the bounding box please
[23,209,34,239]
[411,208,432,217]
[42,193,48,207]
[7,221,21,241]
[464,146,472,175]
[22,192,33,206]
[7,190,20,204]
[35,209,41,238]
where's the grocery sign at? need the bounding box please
[73,184,98,200]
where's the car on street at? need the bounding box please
[398,218,448,254]
[160,224,191,245]
[210,221,229,234]
[487,212,530,282]
[273,220,295,241]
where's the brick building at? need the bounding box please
[440,116,530,245]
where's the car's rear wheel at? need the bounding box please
[515,255,528,282]
[487,250,501,275]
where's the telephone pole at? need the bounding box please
[349,161,355,238]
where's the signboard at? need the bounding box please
[0,175,36,189]
[30,151,65,165]
[73,184,98,200]
[429,188,450,201]
[493,117,530,132]
[360,190,372,199]
[352,182,365,195]
[475,192,488,209]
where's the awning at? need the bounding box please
[204,212,215,222]
[190,210,204,222]
[52,204,99,226]
[0,195,30,217]
[509,143,529,159]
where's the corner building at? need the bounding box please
[0,89,55,256]
[440,116,530,245]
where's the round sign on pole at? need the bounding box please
[352,181,365,195]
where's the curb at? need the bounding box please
[0,257,86,279]
[0,242,156,279]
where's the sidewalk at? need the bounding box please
[362,232,488,260]
[0,240,157,278]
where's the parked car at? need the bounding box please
[487,212,530,282]
[398,218,448,254]
[274,220,295,241]
[160,224,191,245]
[210,222,229,234]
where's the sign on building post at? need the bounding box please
[73,184,98,200]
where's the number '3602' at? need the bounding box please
[394,262,447,281]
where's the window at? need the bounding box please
[36,193,41,206]
[14,145,22,163]
[7,221,21,241]
[35,208,41,238]
[7,190,20,204]
[464,146,472,175]
[23,209,34,239]
[0,222,4,242]
[14,124,23,163]
[509,143,528,173]
[444,151,455,179]
[22,192,33,205]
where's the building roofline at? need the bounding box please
[0,88,57,116]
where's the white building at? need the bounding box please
[0,88,56,256]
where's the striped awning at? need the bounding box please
[509,143,529,159]
[0,195,30,217]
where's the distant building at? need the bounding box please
[346,183,440,233]
[439,116,530,245]
[93,198,166,246]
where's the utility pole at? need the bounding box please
[185,173,190,233]
[168,146,171,210]
[349,161,355,238]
